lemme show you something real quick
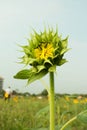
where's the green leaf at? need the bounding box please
[14,69,33,79]
[27,69,48,84]
[14,67,48,85]
[77,110,87,123]
[14,67,37,79]
[36,105,49,118]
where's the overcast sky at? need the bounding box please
[0,0,87,94]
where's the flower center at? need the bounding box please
[34,43,54,60]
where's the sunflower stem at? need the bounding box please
[49,72,55,130]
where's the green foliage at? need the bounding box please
[36,105,49,117]
[35,105,49,127]
[0,96,87,130]
[0,97,48,130]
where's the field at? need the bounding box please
[0,95,87,130]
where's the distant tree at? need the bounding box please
[32,93,36,97]
[12,90,18,95]
[23,92,31,96]
[41,89,48,96]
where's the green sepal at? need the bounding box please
[21,55,30,65]
[60,48,70,55]
[44,59,53,65]
[36,65,46,73]
[48,65,56,72]
[44,59,53,69]
[58,59,68,66]
[58,37,68,49]
[27,58,38,66]
[61,37,68,48]
[21,45,30,55]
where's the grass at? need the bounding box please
[0,95,87,130]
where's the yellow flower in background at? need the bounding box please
[13,96,18,102]
[85,98,87,102]
[73,99,79,104]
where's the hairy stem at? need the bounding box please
[49,72,55,130]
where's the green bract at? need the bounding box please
[14,28,69,84]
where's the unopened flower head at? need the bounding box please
[14,27,69,84]
[21,28,69,68]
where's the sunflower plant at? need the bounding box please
[14,27,69,130]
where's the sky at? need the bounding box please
[0,0,87,94]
